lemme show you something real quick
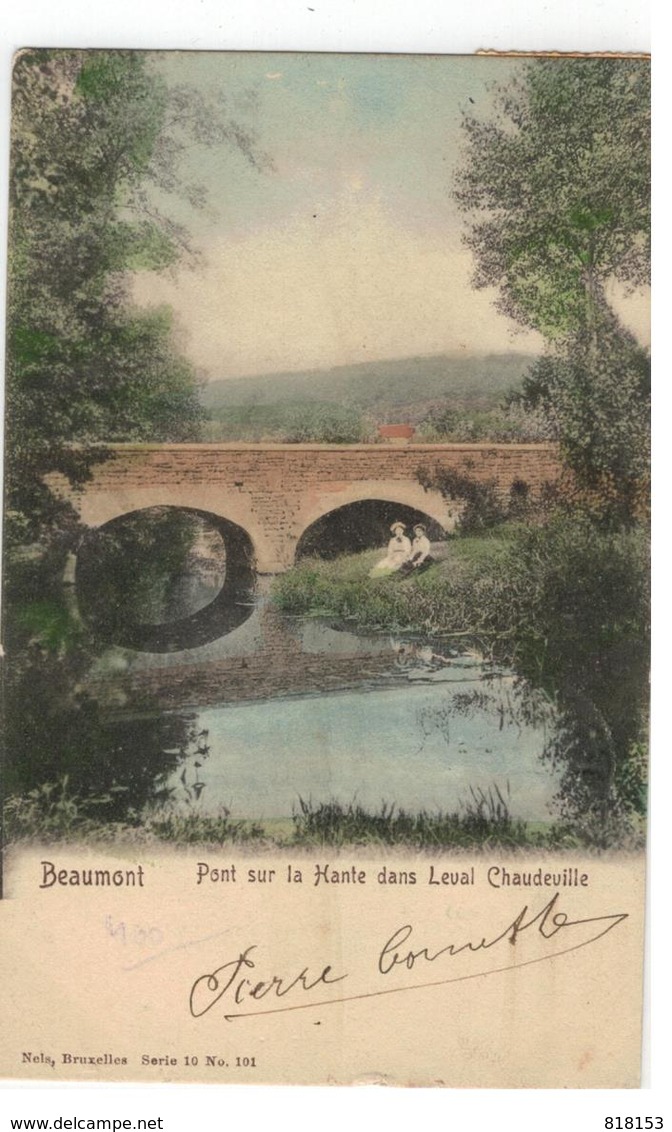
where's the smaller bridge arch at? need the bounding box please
[295,500,447,562]
[292,478,458,546]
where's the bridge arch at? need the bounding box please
[74,503,257,652]
[293,480,458,558]
[295,500,445,562]
[293,481,460,563]
[74,487,283,576]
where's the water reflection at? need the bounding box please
[158,672,558,822]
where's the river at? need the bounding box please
[91,593,560,826]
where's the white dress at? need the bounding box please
[370,534,412,576]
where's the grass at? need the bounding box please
[142,807,266,845]
[288,791,572,850]
[2,780,267,847]
[3,776,576,850]
[271,529,517,641]
[3,780,125,843]
[271,519,649,678]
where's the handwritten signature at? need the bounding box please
[188,893,628,1021]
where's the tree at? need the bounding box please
[449,58,650,840]
[455,57,650,340]
[455,58,650,508]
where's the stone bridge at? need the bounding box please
[56,442,563,574]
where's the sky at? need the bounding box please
[131,53,649,382]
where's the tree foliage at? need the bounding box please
[456,57,650,339]
[518,322,650,514]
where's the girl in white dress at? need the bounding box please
[369,521,412,576]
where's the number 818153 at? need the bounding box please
[605,1120,663,1128]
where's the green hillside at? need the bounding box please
[201,353,535,418]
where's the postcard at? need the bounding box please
[0,50,650,1087]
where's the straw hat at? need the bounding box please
[390,521,406,533]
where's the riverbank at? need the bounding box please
[271,517,648,681]
[4,515,648,852]
[272,515,650,848]
[270,528,515,642]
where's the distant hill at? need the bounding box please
[201,352,536,422]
